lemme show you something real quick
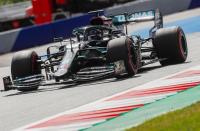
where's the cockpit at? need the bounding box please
[73,26,112,42]
[90,16,112,26]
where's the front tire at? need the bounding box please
[107,36,139,77]
[11,51,41,91]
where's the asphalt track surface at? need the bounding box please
[0,8,200,131]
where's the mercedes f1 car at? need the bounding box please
[2,10,188,92]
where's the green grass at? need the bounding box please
[127,101,200,131]
[0,0,29,6]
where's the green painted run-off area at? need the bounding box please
[85,85,200,131]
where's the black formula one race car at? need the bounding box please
[2,10,188,92]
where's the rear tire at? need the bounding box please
[107,36,138,77]
[11,51,41,91]
[154,26,188,66]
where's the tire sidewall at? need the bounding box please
[154,26,188,65]
[124,38,138,76]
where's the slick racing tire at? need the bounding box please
[107,36,138,77]
[11,51,41,91]
[154,26,188,66]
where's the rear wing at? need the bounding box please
[111,9,163,36]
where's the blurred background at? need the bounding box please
[0,0,133,32]
[0,0,199,54]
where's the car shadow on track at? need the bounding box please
[139,65,162,74]
[3,65,168,97]
[3,77,137,97]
